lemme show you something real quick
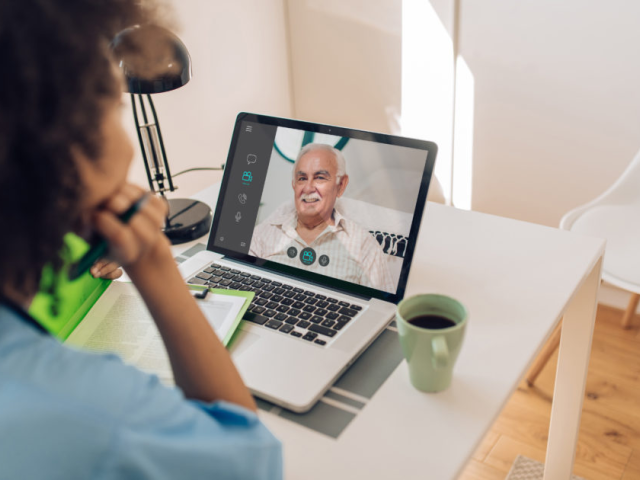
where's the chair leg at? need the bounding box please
[526,321,563,387]
[621,293,640,329]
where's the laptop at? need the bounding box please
[179,112,437,412]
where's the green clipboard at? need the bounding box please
[29,233,111,340]
[30,234,252,348]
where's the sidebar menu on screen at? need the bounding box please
[213,121,277,255]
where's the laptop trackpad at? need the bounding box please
[230,329,261,358]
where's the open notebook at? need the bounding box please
[29,234,252,384]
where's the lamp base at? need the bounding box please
[163,198,213,245]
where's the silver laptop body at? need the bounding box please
[179,113,437,413]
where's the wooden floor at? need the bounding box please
[458,304,640,480]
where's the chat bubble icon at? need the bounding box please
[247,154,257,164]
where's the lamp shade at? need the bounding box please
[111,25,192,94]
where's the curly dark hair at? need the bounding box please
[0,0,161,297]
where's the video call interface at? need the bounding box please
[213,121,430,295]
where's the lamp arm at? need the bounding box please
[137,95,167,193]
[131,93,155,192]
[147,95,175,192]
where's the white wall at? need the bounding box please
[401,0,455,203]
[285,0,402,133]
[458,0,640,227]
[123,0,293,198]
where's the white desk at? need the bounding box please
[173,184,605,480]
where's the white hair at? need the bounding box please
[292,143,347,184]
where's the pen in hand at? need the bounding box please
[68,192,153,281]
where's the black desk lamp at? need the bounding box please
[111,25,213,244]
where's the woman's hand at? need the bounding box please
[91,184,255,410]
[90,259,123,280]
[90,183,255,409]
[92,183,170,271]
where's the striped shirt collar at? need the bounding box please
[268,206,349,240]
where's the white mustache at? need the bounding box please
[300,193,321,202]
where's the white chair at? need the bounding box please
[527,148,640,386]
[562,148,640,328]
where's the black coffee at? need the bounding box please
[408,315,456,329]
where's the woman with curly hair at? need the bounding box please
[0,1,281,478]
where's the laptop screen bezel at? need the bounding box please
[206,112,437,305]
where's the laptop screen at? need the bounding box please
[208,113,437,303]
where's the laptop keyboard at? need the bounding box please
[188,263,364,347]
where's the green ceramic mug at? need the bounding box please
[396,294,468,392]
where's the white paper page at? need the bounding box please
[65,282,246,384]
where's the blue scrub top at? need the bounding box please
[0,303,282,479]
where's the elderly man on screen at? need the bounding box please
[250,143,394,293]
